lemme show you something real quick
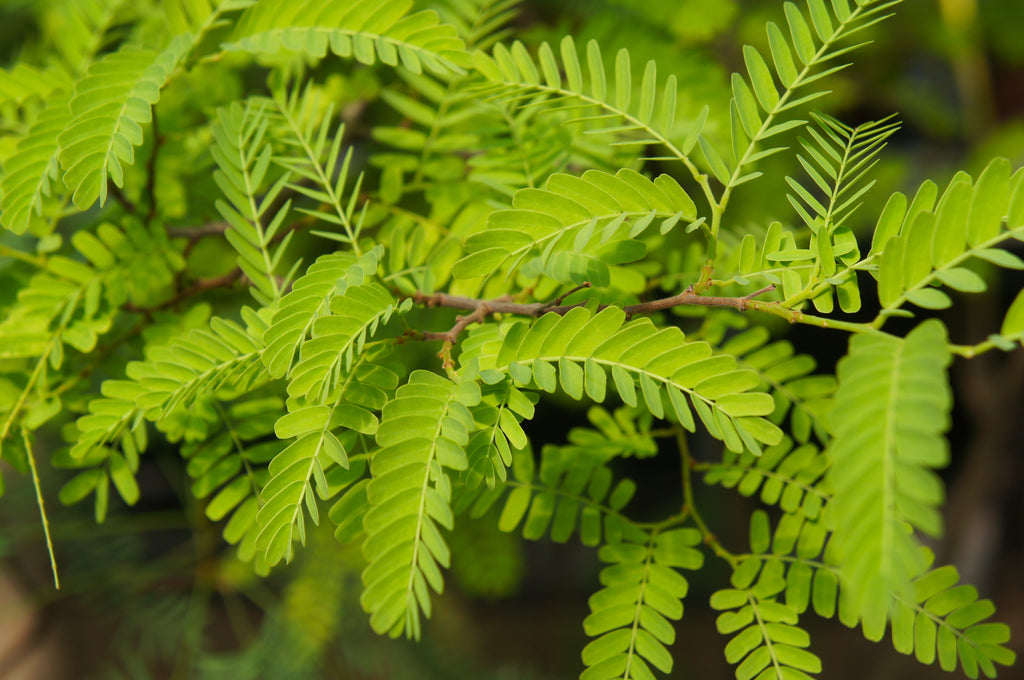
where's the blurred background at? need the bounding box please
[1,0,1023,678]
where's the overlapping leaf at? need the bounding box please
[452,168,697,285]
[224,0,466,76]
[703,437,830,520]
[889,565,1016,678]
[0,63,71,109]
[712,511,824,680]
[181,396,283,569]
[436,0,520,51]
[721,326,835,444]
[460,379,538,490]
[373,0,528,199]
[70,309,270,464]
[263,85,363,245]
[473,35,698,165]
[256,351,400,567]
[0,90,73,234]
[163,0,255,35]
[465,439,642,547]
[211,100,295,305]
[0,219,183,361]
[473,307,783,454]
[733,512,1016,679]
[260,246,388,387]
[57,34,194,208]
[778,113,898,311]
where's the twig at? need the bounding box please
[412,282,777,321]
[124,269,242,316]
[22,427,60,589]
[165,221,230,239]
[542,281,591,311]
[108,181,138,215]
[409,283,781,369]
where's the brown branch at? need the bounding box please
[123,269,242,316]
[108,181,138,215]
[412,283,776,320]
[165,221,230,239]
[408,283,777,369]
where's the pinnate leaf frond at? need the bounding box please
[875,158,1024,317]
[211,100,295,304]
[1,90,73,235]
[452,168,697,286]
[473,307,783,454]
[827,319,951,635]
[57,34,194,209]
[224,0,467,76]
[360,370,482,639]
[582,530,703,680]
[717,0,903,189]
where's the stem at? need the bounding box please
[145,106,161,220]
[22,427,60,588]
[677,427,739,567]
[0,243,46,268]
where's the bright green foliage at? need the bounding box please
[461,439,641,547]
[182,396,283,570]
[715,0,902,189]
[0,63,71,109]
[453,169,699,286]
[0,91,73,235]
[875,158,1024,316]
[715,511,1015,679]
[828,320,952,637]
[582,531,703,680]
[57,35,194,209]
[703,437,830,519]
[720,325,835,443]
[360,370,481,638]
[473,34,690,158]
[891,566,1017,678]
[225,0,466,76]
[712,583,822,680]
[210,100,295,305]
[477,308,783,453]
[0,0,1019,677]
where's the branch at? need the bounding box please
[412,283,776,320]
[123,269,242,316]
[406,283,777,370]
[165,221,230,239]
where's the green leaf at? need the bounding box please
[1001,289,1024,336]
[274,405,331,439]
[226,0,466,76]
[58,35,194,208]
[743,46,780,111]
[829,320,952,624]
[966,157,1011,247]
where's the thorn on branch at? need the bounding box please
[542,281,591,310]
